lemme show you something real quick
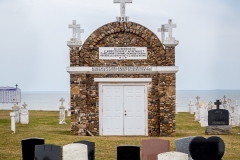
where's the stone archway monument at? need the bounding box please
[66,1,179,136]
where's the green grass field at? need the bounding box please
[0,110,240,160]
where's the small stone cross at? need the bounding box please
[59,97,65,106]
[22,102,27,109]
[214,100,222,110]
[69,20,84,41]
[114,0,132,17]
[163,19,177,39]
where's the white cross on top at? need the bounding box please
[59,97,65,106]
[22,102,27,108]
[163,19,176,38]
[114,0,132,17]
[69,20,84,41]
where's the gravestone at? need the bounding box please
[189,136,225,160]
[20,102,29,124]
[175,136,195,160]
[189,101,194,114]
[142,139,170,160]
[158,152,188,160]
[59,97,66,124]
[74,140,95,160]
[10,112,16,133]
[21,137,45,160]
[12,103,20,123]
[35,144,62,160]
[63,143,88,160]
[206,100,232,134]
[117,145,140,160]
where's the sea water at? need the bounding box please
[0,90,239,112]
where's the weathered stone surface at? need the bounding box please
[205,125,232,135]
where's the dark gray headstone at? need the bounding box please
[189,136,225,160]
[21,137,45,160]
[142,139,170,160]
[117,145,140,160]
[35,144,62,160]
[208,100,229,125]
[74,140,95,160]
[175,136,195,159]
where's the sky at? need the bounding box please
[0,0,240,91]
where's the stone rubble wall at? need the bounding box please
[69,21,176,136]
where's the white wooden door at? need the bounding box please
[102,85,145,135]
[124,86,145,135]
[102,86,124,135]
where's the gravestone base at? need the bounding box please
[205,125,232,135]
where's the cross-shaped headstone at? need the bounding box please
[214,100,222,110]
[158,25,168,42]
[163,19,176,39]
[69,20,84,41]
[15,84,18,88]
[114,0,132,17]
[59,97,65,106]
[22,102,27,109]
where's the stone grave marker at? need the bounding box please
[10,112,16,133]
[158,152,188,160]
[74,140,95,160]
[189,101,194,114]
[63,143,87,160]
[21,137,45,160]
[35,144,62,160]
[189,136,225,160]
[117,145,140,160]
[175,136,195,160]
[12,103,20,123]
[20,102,29,124]
[206,100,232,134]
[142,138,170,160]
[59,97,66,124]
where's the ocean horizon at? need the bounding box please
[0,90,239,112]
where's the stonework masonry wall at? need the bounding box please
[69,21,176,136]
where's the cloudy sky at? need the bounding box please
[0,0,240,91]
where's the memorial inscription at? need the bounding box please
[208,100,229,125]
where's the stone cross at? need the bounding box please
[15,84,18,88]
[69,20,84,41]
[163,19,176,39]
[223,95,227,104]
[214,100,222,110]
[59,97,65,106]
[158,25,168,42]
[196,96,200,102]
[114,0,132,17]
[22,102,27,109]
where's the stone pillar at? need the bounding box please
[10,112,16,133]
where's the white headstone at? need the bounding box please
[63,143,88,160]
[158,152,188,160]
[10,112,16,133]
[12,103,20,123]
[189,101,194,114]
[67,20,84,48]
[20,102,29,124]
[59,97,66,124]
[67,102,71,117]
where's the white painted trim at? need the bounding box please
[66,66,179,74]
[99,82,148,136]
[94,78,152,83]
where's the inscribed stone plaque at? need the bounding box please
[189,136,225,160]
[175,136,195,159]
[208,109,229,125]
[74,140,95,160]
[35,144,62,160]
[63,143,87,160]
[117,145,140,160]
[158,152,188,160]
[21,137,45,160]
[99,47,147,60]
[142,139,170,160]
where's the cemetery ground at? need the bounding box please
[0,111,240,160]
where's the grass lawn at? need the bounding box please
[0,110,240,160]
